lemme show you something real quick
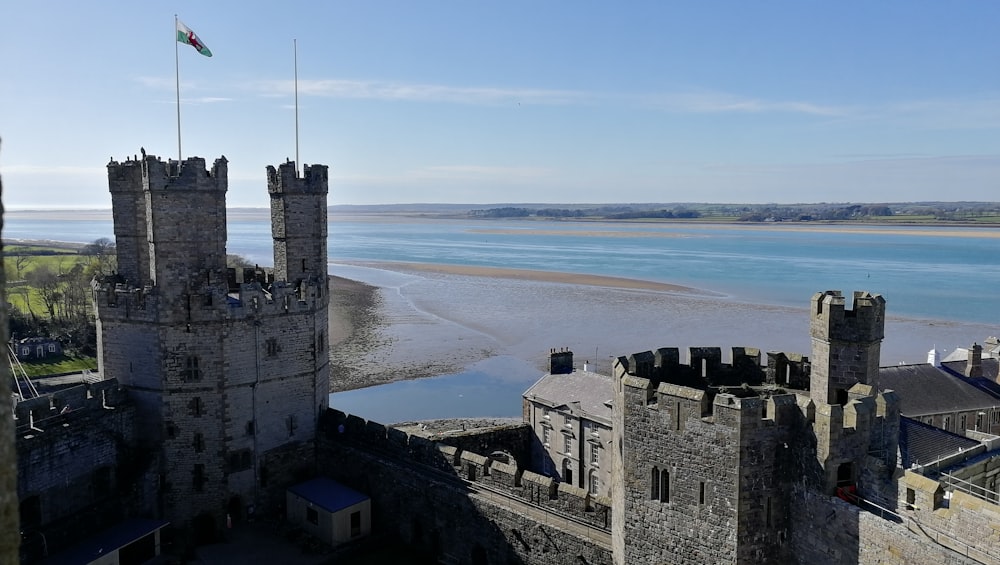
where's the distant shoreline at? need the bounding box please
[6,208,1000,230]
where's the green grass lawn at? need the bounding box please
[13,355,98,378]
[5,245,97,317]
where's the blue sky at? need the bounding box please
[2,1,999,208]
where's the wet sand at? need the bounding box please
[344,260,718,295]
[327,261,999,395]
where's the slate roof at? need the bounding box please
[288,477,369,513]
[878,363,1000,417]
[898,417,981,469]
[941,359,1000,381]
[523,369,614,425]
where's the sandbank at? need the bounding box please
[339,260,719,296]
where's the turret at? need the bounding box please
[809,290,885,405]
[106,153,228,292]
[267,161,329,286]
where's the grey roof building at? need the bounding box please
[523,350,613,499]
[879,363,1000,435]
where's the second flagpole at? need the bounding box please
[294,38,300,176]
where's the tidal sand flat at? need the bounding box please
[327,262,998,395]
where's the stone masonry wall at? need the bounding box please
[614,373,743,565]
[14,380,147,560]
[788,485,983,565]
[901,471,1000,564]
[319,409,611,564]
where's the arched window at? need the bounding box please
[660,470,670,503]
[651,466,660,500]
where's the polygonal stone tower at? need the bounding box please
[94,153,330,529]
[809,290,885,405]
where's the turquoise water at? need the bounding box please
[9,213,998,324]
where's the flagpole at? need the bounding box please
[175,14,182,165]
[294,38,300,176]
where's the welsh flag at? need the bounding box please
[176,19,212,57]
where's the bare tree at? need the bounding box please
[227,254,254,269]
[81,237,116,276]
[26,265,62,319]
[13,252,32,280]
[60,263,90,320]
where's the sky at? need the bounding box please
[2,2,999,209]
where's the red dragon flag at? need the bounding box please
[176,19,212,57]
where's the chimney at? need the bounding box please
[549,348,574,375]
[966,343,983,378]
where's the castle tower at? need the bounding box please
[94,153,330,528]
[267,161,328,287]
[809,290,885,405]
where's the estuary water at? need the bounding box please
[6,211,999,423]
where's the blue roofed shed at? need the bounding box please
[40,518,169,565]
[286,477,371,546]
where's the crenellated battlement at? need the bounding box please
[811,290,885,343]
[613,347,898,438]
[612,346,805,391]
[319,409,611,532]
[14,379,129,436]
[92,277,326,323]
[266,161,328,195]
[107,153,227,193]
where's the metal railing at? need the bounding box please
[940,472,1000,505]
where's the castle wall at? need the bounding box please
[14,381,151,560]
[612,366,797,565]
[788,485,985,565]
[899,471,1000,563]
[318,409,612,564]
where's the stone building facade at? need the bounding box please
[92,153,329,527]
[523,349,614,498]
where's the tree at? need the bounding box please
[26,265,62,320]
[81,237,116,276]
[13,253,32,280]
[227,254,254,269]
[60,263,91,321]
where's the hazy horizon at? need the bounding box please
[4,199,999,215]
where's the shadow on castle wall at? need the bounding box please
[317,408,613,565]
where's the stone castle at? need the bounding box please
[13,150,1000,564]
[93,153,330,524]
